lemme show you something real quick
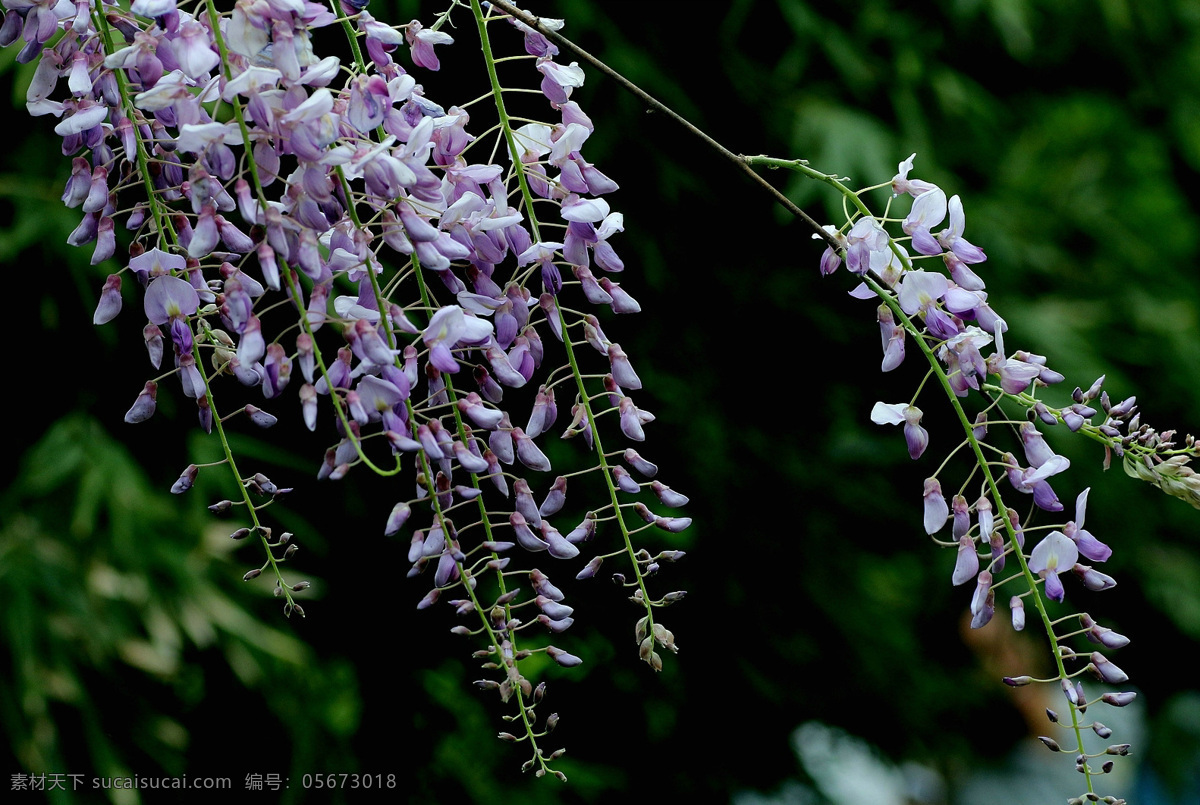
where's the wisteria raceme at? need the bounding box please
[768,148,1200,801]
[7,0,691,778]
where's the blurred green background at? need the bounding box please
[4,0,1200,802]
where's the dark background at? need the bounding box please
[3,0,1200,803]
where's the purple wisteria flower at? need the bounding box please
[891,153,938,198]
[902,187,947,255]
[144,274,199,353]
[896,269,959,339]
[422,306,494,373]
[1064,488,1113,562]
[871,402,929,459]
[934,195,986,264]
[1028,531,1078,602]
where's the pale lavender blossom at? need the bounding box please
[1064,488,1113,562]
[870,402,928,458]
[923,478,949,534]
[934,195,986,264]
[890,153,938,198]
[405,20,453,71]
[422,305,494,373]
[902,187,947,255]
[1028,531,1079,602]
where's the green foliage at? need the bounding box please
[0,417,358,803]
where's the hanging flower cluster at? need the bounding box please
[5,0,688,777]
[800,151,1200,802]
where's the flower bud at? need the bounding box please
[1072,563,1117,591]
[537,614,574,633]
[923,478,948,534]
[1009,596,1026,631]
[385,501,412,536]
[171,464,199,494]
[1089,652,1129,684]
[546,646,583,667]
[952,535,979,586]
[93,273,123,324]
[654,516,692,533]
[125,381,159,424]
[575,556,603,580]
[244,404,278,428]
[623,449,658,477]
[1038,736,1061,752]
[1101,691,1137,707]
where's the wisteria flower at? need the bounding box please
[870,402,928,459]
[1003,452,1068,512]
[923,478,948,535]
[845,217,888,274]
[935,195,986,264]
[1064,488,1113,562]
[1028,531,1079,602]
[144,275,199,355]
[536,57,586,104]
[896,269,959,339]
[814,225,848,276]
[405,20,453,71]
[987,322,1045,394]
[902,187,947,255]
[891,153,938,198]
[422,305,494,373]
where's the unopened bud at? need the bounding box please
[209,499,233,513]
[171,464,199,494]
[546,646,582,667]
[230,527,252,540]
[1089,652,1129,684]
[1101,691,1137,707]
[1092,722,1112,739]
[1003,676,1033,687]
[1038,736,1061,752]
[292,580,311,591]
[1105,744,1131,756]
[242,569,261,581]
[575,555,603,580]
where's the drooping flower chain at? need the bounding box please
[757,151,1199,803]
[5,0,690,777]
